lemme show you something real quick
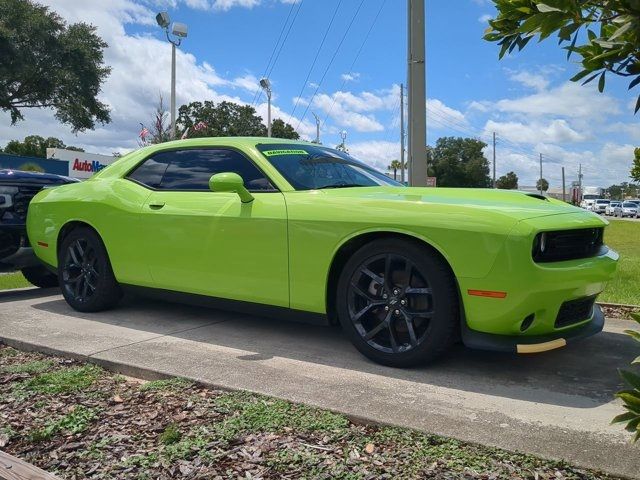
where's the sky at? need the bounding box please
[1,0,639,188]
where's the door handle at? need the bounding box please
[149,202,165,210]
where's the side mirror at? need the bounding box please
[209,172,254,203]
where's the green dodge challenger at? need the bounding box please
[27,137,618,367]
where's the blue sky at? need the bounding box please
[1,0,638,187]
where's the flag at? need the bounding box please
[139,126,149,140]
[181,128,190,140]
[194,121,207,132]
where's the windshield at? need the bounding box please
[596,200,609,204]
[623,202,637,207]
[256,143,403,190]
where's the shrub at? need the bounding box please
[613,313,640,442]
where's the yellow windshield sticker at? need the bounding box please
[262,149,309,157]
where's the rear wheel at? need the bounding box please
[336,238,459,367]
[21,265,58,288]
[58,227,122,312]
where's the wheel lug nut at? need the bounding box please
[400,299,406,306]
[382,294,388,299]
[393,289,399,295]
[394,309,400,315]
[384,306,389,311]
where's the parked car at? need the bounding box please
[0,169,78,287]
[605,201,620,216]
[613,201,639,218]
[592,199,610,214]
[27,138,618,367]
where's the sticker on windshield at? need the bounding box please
[262,149,309,157]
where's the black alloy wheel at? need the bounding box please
[337,238,458,367]
[58,227,122,312]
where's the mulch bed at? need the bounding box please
[0,344,618,479]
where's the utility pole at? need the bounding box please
[407,0,427,186]
[312,112,321,144]
[492,132,496,188]
[578,163,583,204]
[562,167,566,203]
[539,153,543,194]
[400,83,406,184]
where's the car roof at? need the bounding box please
[0,169,77,185]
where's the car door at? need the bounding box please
[129,147,289,308]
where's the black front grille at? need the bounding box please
[532,228,604,263]
[555,296,596,328]
[12,186,42,221]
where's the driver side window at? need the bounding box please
[127,148,275,191]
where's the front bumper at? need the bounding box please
[461,304,605,353]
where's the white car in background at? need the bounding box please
[606,201,621,216]
[613,201,639,218]
[592,199,610,214]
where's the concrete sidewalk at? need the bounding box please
[1,288,638,478]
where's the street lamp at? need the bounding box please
[338,130,347,152]
[156,12,188,140]
[260,78,272,138]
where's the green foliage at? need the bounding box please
[388,160,403,180]
[484,0,640,112]
[159,423,182,445]
[29,405,98,441]
[177,100,299,139]
[139,377,192,392]
[2,135,84,158]
[607,181,639,200]
[18,364,100,395]
[0,0,111,131]
[271,118,300,140]
[428,137,492,188]
[2,360,53,374]
[613,313,640,442]
[496,171,519,189]
[631,148,640,182]
[536,177,550,192]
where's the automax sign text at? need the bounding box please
[46,148,116,180]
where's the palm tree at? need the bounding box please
[388,160,402,180]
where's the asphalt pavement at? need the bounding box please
[0,288,638,478]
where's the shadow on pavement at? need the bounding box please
[30,293,634,409]
[0,287,60,303]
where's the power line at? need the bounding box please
[296,0,366,131]
[288,0,343,123]
[250,1,298,108]
[320,0,387,129]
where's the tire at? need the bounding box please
[336,238,459,367]
[21,265,59,288]
[58,227,122,312]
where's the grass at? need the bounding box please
[0,272,30,290]
[600,219,640,305]
[1,345,617,479]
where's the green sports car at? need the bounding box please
[27,137,618,367]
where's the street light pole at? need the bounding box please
[312,112,321,144]
[400,83,405,184]
[156,12,187,140]
[171,42,176,140]
[407,0,427,186]
[260,78,272,137]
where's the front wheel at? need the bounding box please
[21,265,59,288]
[336,238,459,367]
[58,227,122,312]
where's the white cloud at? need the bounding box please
[348,141,400,170]
[478,14,492,23]
[484,119,587,145]
[495,81,620,118]
[508,71,550,92]
[427,99,467,125]
[341,72,361,82]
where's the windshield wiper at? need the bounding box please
[315,183,366,189]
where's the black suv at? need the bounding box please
[0,169,78,287]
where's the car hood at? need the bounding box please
[317,186,601,222]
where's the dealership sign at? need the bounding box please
[46,148,116,179]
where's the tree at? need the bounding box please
[427,137,492,188]
[536,177,550,192]
[139,96,172,146]
[631,147,640,182]
[177,100,299,139]
[484,1,640,112]
[496,171,519,189]
[388,160,402,180]
[2,135,84,158]
[0,0,111,131]
[271,118,299,140]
